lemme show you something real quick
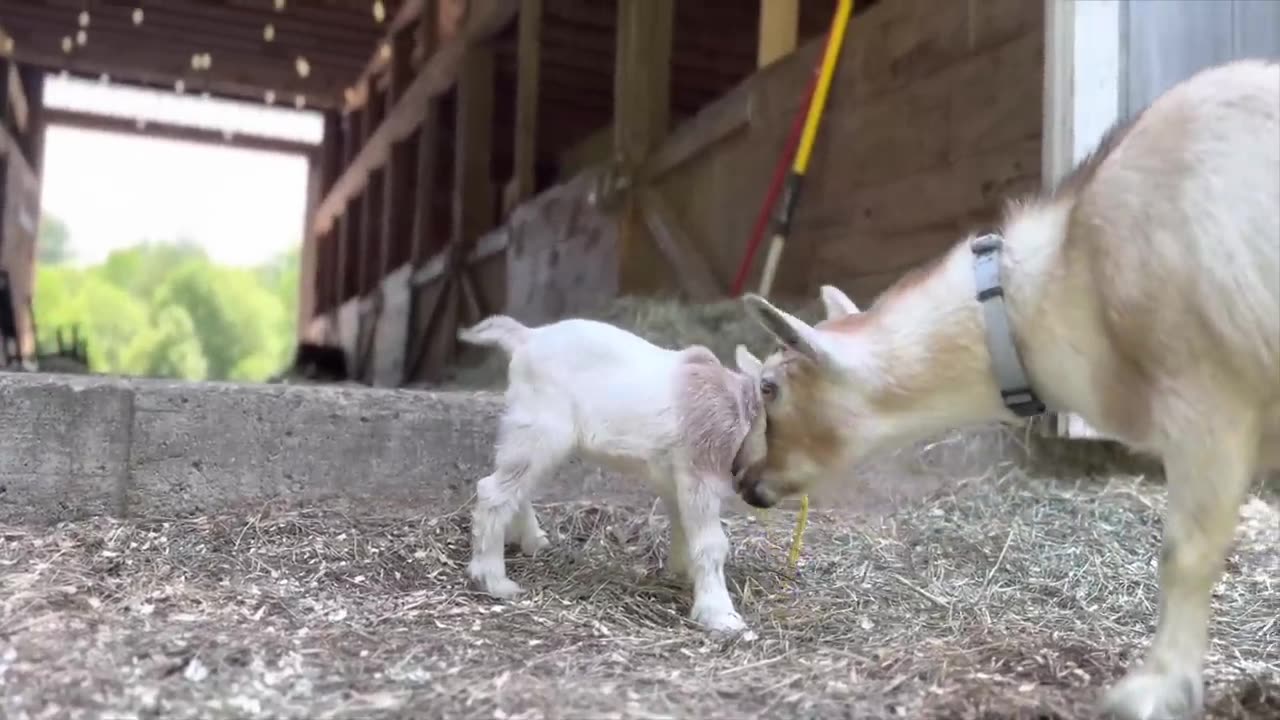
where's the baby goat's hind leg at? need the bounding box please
[468,411,571,599]
[656,484,690,582]
[505,499,551,556]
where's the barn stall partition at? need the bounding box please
[301,0,1046,387]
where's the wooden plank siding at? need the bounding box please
[648,0,1046,306]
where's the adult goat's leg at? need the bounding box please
[1102,405,1258,720]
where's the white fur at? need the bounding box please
[743,59,1280,719]
[458,314,762,634]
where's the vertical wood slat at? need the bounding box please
[758,0,800,68]
[613,0,674,295]
[319,111,343,313]
[410,102,441,266]
[511,0,543,207]
[410,0,441,268]
[451,42,496,249]
[336,110,361,306]
[357,83,382,296]
[381,23,419,277]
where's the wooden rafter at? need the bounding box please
[310,0,517,239]
[2,0,403,107]
[43,106,318,156]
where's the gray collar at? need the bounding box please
[970,233,1047,418]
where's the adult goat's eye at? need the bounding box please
[761,378,778,399]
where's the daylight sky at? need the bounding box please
[40,74,324,267]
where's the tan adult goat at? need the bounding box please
[732,59,1279,720]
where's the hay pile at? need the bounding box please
[438,294,827,390]
[2,472,1276,719]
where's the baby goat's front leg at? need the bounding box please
[675,470,744,634]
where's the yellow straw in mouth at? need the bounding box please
[787,494,810,573]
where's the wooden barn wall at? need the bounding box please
[0,128,40,360]
[502,171,617,327]
[653,0,1045,306]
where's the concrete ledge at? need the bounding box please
[0,373,625,524]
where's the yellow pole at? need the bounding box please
[756,0,854,300]
[754,0,853,574]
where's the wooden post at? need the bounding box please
[410,102,440,266]
[757,0,800,68]
[0,58,10,137]
[18,66,44,176]
[410,0,441,267]
[379,26,416,276]
[357,83,382,296]
[452,41,495,248]
[508,0,543,212]
[614,0,674,295]
[336,110,361,305]
[299,153,323,336]
[321,111,343,197]
[360,170,383,296]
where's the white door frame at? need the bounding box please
[1040,0,1125,440]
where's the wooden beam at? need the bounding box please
[344,0,425,112]
[452,42,495,248]
[410,227,509,288]
[638,188,722,301]
[509,0,543,209]
[410,99,441,266]
[321,111,343,196]
[381,138,411,276]
[42,108,318,156]
[614,0,674,296]
[340,195,362,305]
[311,0,519,239]
[20,66,44,176]
[5,61,28,135]
[360,170,384,296]
[643,83,751,181]
[613,0,673,165]
[758,0,800,68]
[299,156,324,334]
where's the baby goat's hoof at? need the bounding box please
[519,533,551,556]
[692,605,746,635]
[468,563,525,599]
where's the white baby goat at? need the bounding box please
[457,313,769,633]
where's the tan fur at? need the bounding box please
[740,59,1280,720]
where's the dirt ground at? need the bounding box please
[1,472,1276,720]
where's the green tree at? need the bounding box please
[37,215,74,265]
[79,276,150,373]
[121,305,207,380]
[99,240,207,299]
[153,260,288,381]
[33,237,299,382]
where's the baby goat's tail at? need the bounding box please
[457,314,531,355]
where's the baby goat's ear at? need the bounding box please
[742,294,835,369]
[734,344,762,376]
[819,284,860,320]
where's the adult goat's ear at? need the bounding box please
[743,294,835,368]
[819,284,860,320]
[734,344,762,376]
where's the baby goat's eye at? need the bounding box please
[760,378,778,400]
